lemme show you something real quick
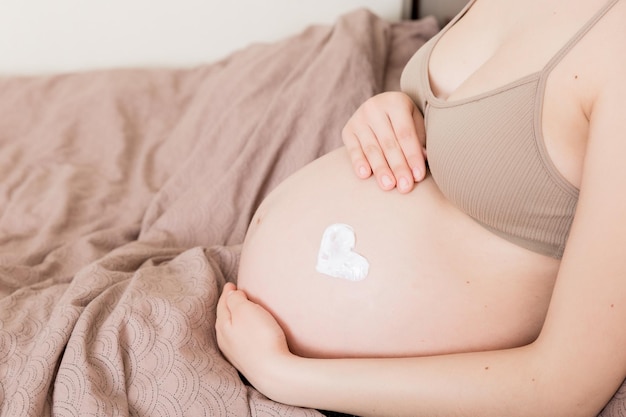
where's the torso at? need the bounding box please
[427,0,618,189]
[236,0,621,359]
[238,149,558,358]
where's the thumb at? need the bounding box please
[226,289,251,312]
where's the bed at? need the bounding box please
[1,1,625,416]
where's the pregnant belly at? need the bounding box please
[237,148,558,359]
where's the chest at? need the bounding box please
[423,77,580,258]
[426,1,599,189]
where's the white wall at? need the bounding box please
[0,0,412,75]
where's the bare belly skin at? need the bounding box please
[237,147,559,359]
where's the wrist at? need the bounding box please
[260,355,347,412]
[248,349,305,405]
[272,356,311,406]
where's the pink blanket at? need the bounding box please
[1,9,624,417]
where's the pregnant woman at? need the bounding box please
[217,0,626,416]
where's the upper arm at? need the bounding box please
[534,59,626,414]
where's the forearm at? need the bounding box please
[216,282,621,417]
[264,344,600,417]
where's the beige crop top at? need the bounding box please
[401,0,619,259]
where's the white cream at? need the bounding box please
[316,223,369,281]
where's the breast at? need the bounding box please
[425,81,579,259]
[237,147,559,359]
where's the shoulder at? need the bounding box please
[578,1,626,221]
[587,1,626,88]
[587,1,626,144]
[570,1,626,125]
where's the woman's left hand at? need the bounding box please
[215,282,293,393]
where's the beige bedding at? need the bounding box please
[0,9,624,417]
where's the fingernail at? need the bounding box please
[381,175,393,188]
[358,166,369,178]
[398,177,409,191]
[412,167,423,181]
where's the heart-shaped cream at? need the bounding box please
[316,223,369,281]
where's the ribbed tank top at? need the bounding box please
[401,0,619,259]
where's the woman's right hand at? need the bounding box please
[342,91,426,193]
